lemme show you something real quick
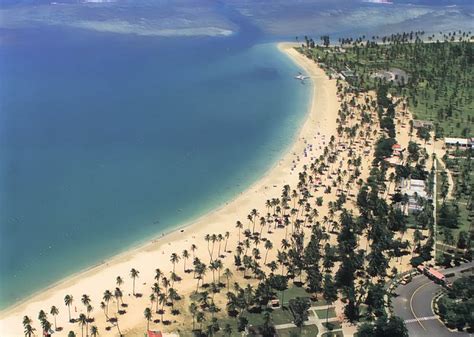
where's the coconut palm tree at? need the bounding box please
[224,231,230,253]
[116,276,123,288]
[64,295,73,322]
[217,234,224,257]
[78,313,87,337]
[50,306,59,331]
[191,244,197,258]
[158,293,166,322]
[103,290,112,316]
[38,309,47,322]
[264,240,273,264]
[235,221,243,244]
[130,268,139,296]
[81,294,91,312]
[182,249,189,272]
[24,324,35,337]
[90,325,99,337]
[170,253,180,274]
[68,331,76,337]
[100,301,108,321]
[114,288,123,313]
[189,302,198,331]
[223,268,233,292]
[154,268,162,283]
[22,315,32,328]
[144,307,152,330]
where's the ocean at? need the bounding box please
[0,15,311,308]
[1,0,472,309]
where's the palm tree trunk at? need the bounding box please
[68,305,71,322]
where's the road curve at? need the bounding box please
[392,262,473,337]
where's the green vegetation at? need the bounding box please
[302,31,473,137]
[315,308,337,320]
[437,275,473,332]
[436,149,473,264]
[277,325,319,337]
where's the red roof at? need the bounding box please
[148,331,163,337]
[427,268,445,280]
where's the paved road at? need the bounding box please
[393,262,473,337]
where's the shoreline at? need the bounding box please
[0,41,339,336]
[0,42,310,317]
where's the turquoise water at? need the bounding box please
[2,0,471,310]
[0,25,310,308]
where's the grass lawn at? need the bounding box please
[323,321,342,330]
[277,285,312,306]
[277,325,319,337]
[436,159,473,245]
[315,307,337,320]
[271,308,294,325]
[322,331,344,337]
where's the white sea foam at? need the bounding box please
[70,19,233,37]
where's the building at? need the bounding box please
[401,179,429,213]
[444,137,473,149]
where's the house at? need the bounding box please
[444,137,473,149]
[340,70,358,83]
[401,179,429,213]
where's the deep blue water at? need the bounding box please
[1,0,472,310]
[0,23,310,307]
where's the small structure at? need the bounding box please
[444,137,473,149]
[384,156,402,167]
[340,70,358,83]
[401,179,429,213]
[412,120,433,129]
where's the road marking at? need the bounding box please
[410,281,430,330]
[405,316,438,323]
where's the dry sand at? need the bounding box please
[0,42,340,336]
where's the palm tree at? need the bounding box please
[68,331,76,337]
[217,233,224,257]
[24,324,35,337]
[22,315,32,328]
[100,301,108,321]
[130,268,139,296]
[224,231,230,253]
[38,309,47,322]
[50,306,59,331]
[158,293,166,322]
[81,294,91,311]
[182,249,190,272]
[191,244,197,258]
[264,240,273,264]
[78,313,87,337]
[144,307,152,330]
[116,276,123,288]
[189,302,198,330]
[103,290,112,316]
[90,325,99,337]
[154,268,162,283]
[235,221,243,244]
[170,253,180,273]
[114,288,123,313]
[196,311,206,330]
[223,268,233,292]
[64,295,73,322]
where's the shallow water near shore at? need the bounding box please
[0,25,311,308]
